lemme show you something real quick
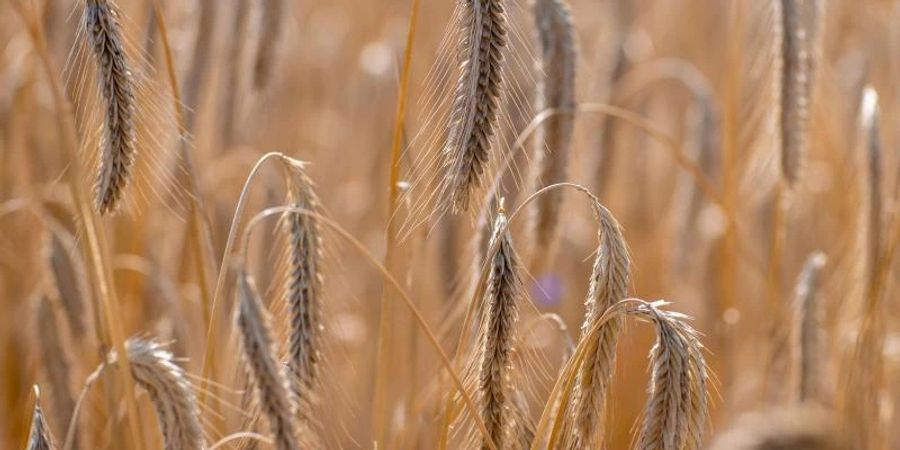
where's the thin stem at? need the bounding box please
[13,3,145,448]
[150,0,220,410]
[243,205,498,450]
[64,364,106,450]
[372,0,420,446]
[198,151,286,414]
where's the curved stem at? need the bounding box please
[197,151,286,413]
[439,182,601,448]
[208,432,273,450]
[64,363,106,450]
[241,205,498,450]
[13,3,145,448]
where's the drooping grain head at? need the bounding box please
[633,303,708,450]
[124,338,206,450]
[568,205,631,447]
[528,0,577,270]
[236,269,301,450]
[84,0,138,215]
[859,86,881,287]
[791,251,826,403]
[280,158,324,411]
[477,211,523,449]
[840,88,885,450]
[780,0,822,185]
[441,0,508,214]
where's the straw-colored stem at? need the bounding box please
[14,3,145,448]
[528,0,576,271]
[372,0,420,445]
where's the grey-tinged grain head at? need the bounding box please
[710,406,847,450]
[528,0,576,270]
[280,158,324,417]
[84,0,138,215]
[441,0,508,214]
[859,86,882,287]
[121,338,205,450]
[567,204,631,448]
[46,233,89,339]
[236,269,301,450]
[472,181,502,281]
[252,0,284,90]
[35,294,78,449]
[840,87,884,450]
[27,387,57,450]
[477,210,524,449]
[631,303,709,450]
[779,0,822,185]
[791,251,826,403]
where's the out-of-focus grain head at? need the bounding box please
[528,0,577,271]
[710,406,847,450]
[791,251,827,403]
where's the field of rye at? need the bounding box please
[0,0,897,449]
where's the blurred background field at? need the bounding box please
[0,0,898,448]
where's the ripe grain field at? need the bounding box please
[0,0,897,449]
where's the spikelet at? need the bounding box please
[279,158,324,433]
[632,302,709,450]
[83,0,138,214]
[441,0,508,214]
[566,205,631,447]
[472,183,502,283]
[528,0,576,269]
[779,0,822,185]
[118,338,205,450]
[477,210,523,449]
[27,387,56,450]
[791,252,826,403]
[544,300,708,449]
[236,269,300,450]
